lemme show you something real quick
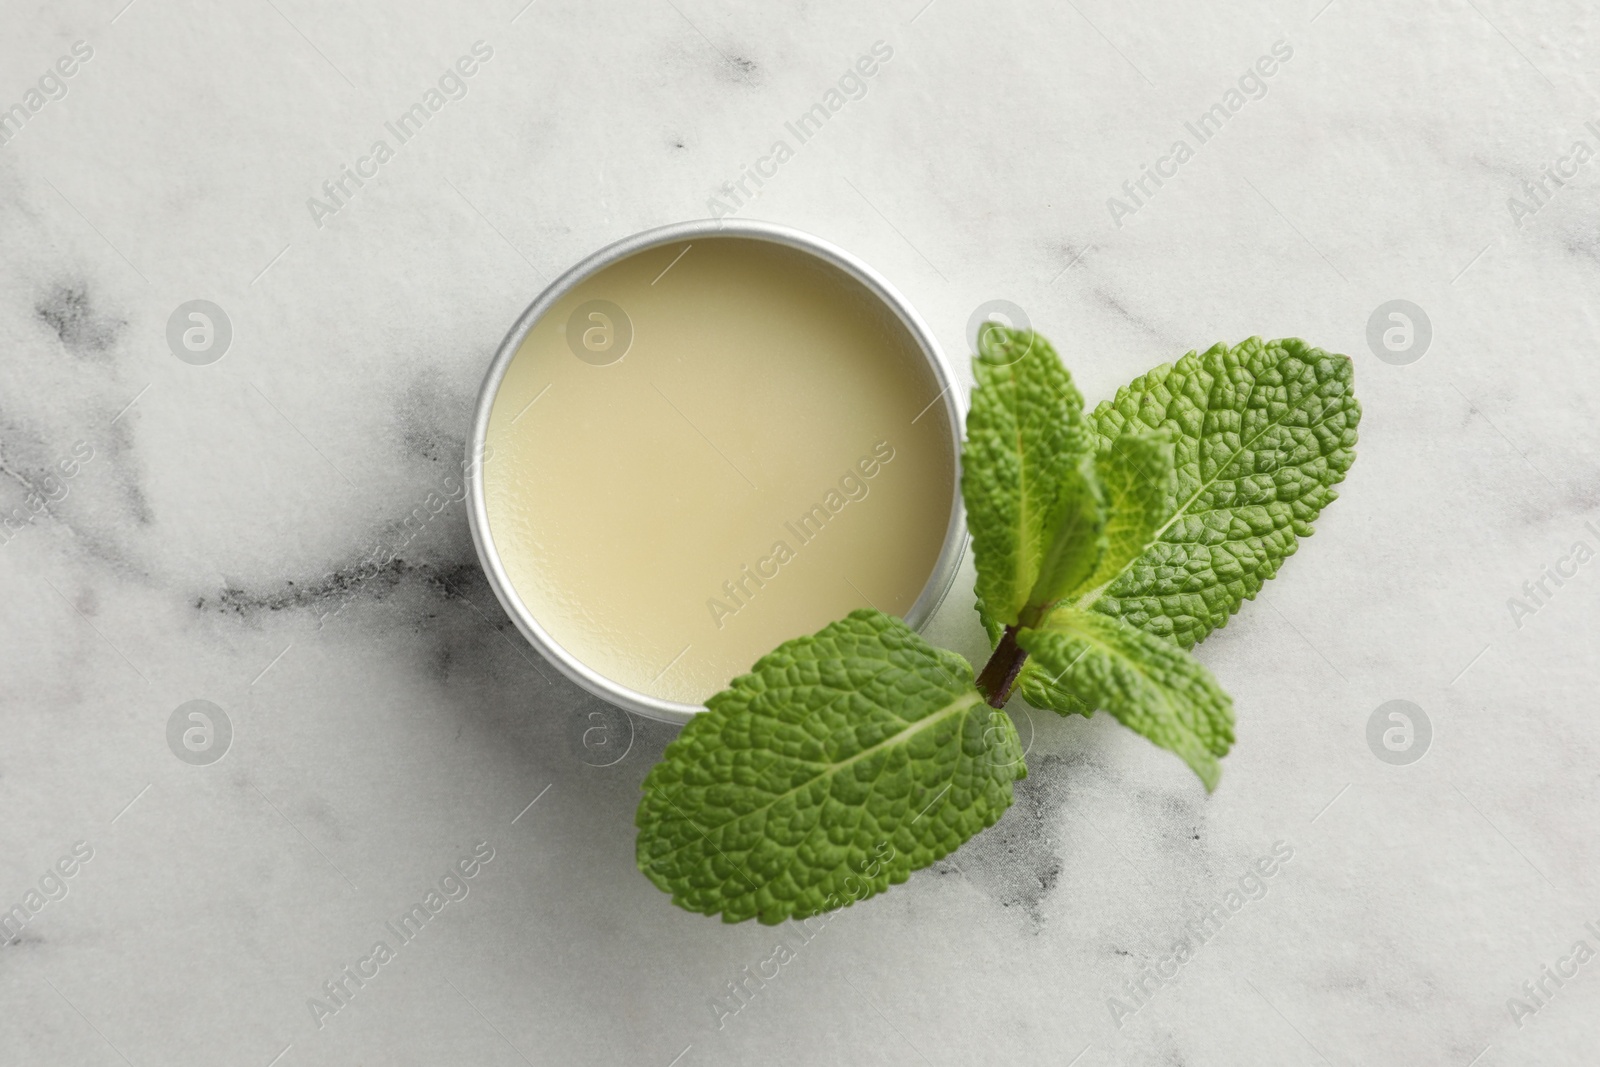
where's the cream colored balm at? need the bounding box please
[484,238,954,705]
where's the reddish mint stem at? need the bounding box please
[975,624,1029,708]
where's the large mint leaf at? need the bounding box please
[1017,608,1234,790]
[636,610,1023,924]
[962,328,1099,629]
[1067,338,1360,648]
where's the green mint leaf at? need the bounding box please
[1017,608,1234,790]
[636,609,1024,924]
[1070,338,1361,648]
[979,599,1006,649]
[962,327,1099,629]
[1025,451,1106,613]
[1014,432,1178,715]
[1015,665,1093,717]
[1080,432,1177,597]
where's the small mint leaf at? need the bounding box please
[1077,338,1360,647]
[1016,666,1093,718]
[1079,431,1177,599]
[1017,608,1234,790]
[978,598,1005,650]
[998,433,1176,717]
[1024,450,1106,613]
[962,328,1098,629]
[636,610,1024,924]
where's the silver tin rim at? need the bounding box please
[465,219,967,726]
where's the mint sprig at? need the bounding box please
[636,325,1360,923]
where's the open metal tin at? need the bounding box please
[465,219,966,725]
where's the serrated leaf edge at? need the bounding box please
[1065,348,1356,618]
[1018,613,1231,792]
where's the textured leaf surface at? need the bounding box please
[1066,338,1360,648]
[1026,451,1105,613]
[1015,665,1093,718]
[1018,608,1234,790]
[1081,432,1176,597]
[636,610,1023,923]
[1016,433,1175,718]
[962,328,1096,629]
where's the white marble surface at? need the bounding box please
[2,0,1598,1064]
